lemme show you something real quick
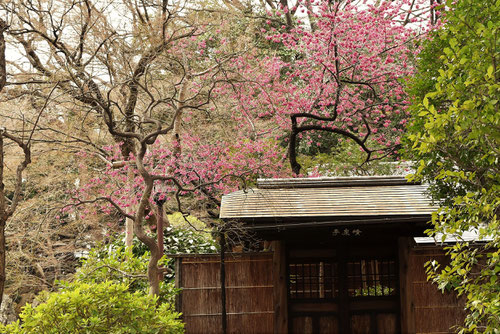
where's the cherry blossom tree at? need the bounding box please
[237,0,433,174]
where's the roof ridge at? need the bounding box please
[257,176,419,189]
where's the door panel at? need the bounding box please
[377,313,397,334]
[319,316,339,333]
[288,241,400,334]
[351,314,371,334]
[291,316,313,334]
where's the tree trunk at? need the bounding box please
[147,249,161,297]
[125,168,135,248]
[133,199,162,297]
[0,19,6,302]
[135,226,162,296]
[0,220,5,306]
[172,81,187,158]
[0,135,5,306]
[288,116,302,175]
[0,19,6,91]
[156,203,164,257]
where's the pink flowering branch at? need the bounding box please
[234,0,433,174]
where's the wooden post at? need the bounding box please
[273,241,288,334]
[220,232,227,334]
[399,237,415,334]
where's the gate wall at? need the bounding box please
[175,252,274,334]
[409,247,465,334]
[175,246,466,334]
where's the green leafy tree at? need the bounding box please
[406,0,500,332]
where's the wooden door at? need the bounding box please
[287,241,400,334]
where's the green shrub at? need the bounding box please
[128,225,219,257]
[163,226,219,255]
[112,225,218,281]
[0,281,183,334]
[75,246,178,304]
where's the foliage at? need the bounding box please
[4,150,115,306]
[163,226,218,254]
[406,0,500,332]
[126,219,218,256]
[0,281,183,334]
[354,285,394,297]
[299,139,410,176]
[114,224,219,281]
[75,246,178,305]
[234,0,431,174]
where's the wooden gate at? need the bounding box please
[174,252,274,334]
[287,240,400,334]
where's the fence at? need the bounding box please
[409,247,465,334]
[174,252,274,334]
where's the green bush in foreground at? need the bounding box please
[76,245,178,305]
[0,281,184,334]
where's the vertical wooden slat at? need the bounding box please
[273,241,288,334]
[399,237,415,334]
[175,257,182,313]
[319,261,325,298]
[362,260,367,290]
[220,234,227,334]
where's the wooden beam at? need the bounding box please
[399,237,416,333]
[272,241,288,334]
